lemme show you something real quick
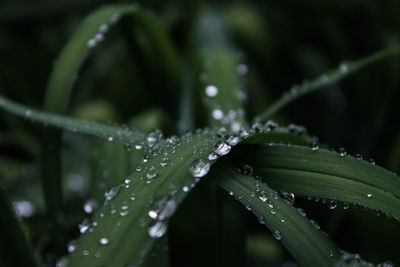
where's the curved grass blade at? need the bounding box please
[0,95,145,144]
[0,187,37,267]
[245,144,400,219]
[41,3,136,220]
[194,9,247,131]
[257,46,400,121]
[40,2,183,221]
[209,165,340,267]
[66,131,225,267]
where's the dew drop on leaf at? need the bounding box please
[148,221,167,239]
[273,230,282,240]
[104,186,120,201]
[205,85,218,97]
[214,142,231,156]
[83,199,98,214]
[99,237,109,245]
[226,135,240,146]
[189,159,211,178]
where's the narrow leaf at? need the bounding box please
[0,187,37,267]
[257,46,400,121]
[245,144,400,219]
[0,95,145,144]
[209,165,340,267]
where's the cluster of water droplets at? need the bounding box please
[199,59,249,132]
[86,12,123,49]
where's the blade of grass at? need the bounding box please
[209,164,340,267]
[244,144,400,219]
[0,94,145,144]
[256,46,400,122]
[41,3,137,222]
[0,187,37,267]
[66,130,225,267]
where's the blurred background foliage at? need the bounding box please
[0,0,399,266]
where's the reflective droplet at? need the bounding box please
[280,191,295,205]
[87,39,96,48]
[182,186,189,192]
[242,164,253,176]
[328,200,337,210]
[226,135,240,146]
[236,64,248,75]
[212,109,223,120]
[67,241,77,253]
[83,199,98,214]
[78,219,90,234]
[189,159,211,178]
[208,152,219,161]
[367,193,373,198]
[148,221,167,239]
[272,230,282,240]
[99,237,109,245]
[205,85,218,97]
[214,142,231,156]
[104,186,120,201]
[311,143,319,151]
[99,24,109,33]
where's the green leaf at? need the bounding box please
[245,144,400,219]
[0,95,145,144]
[0,187,37,267]
[257,46,400,121]
[39,2,182,220]
[209,164,340,267]
[66,131,223,267]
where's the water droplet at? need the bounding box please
[272,230,282,240]
[212,109,223,120]
[280,191,295,205]
[205,85,218,97]
[339,62,349,73]
[311,143,319,151]
[158,199,176,221]
[146,172,158,179]
[94,33,104,42]
[79,219,90,234]
[104,186,120,201]
[12,200,35,218]
[226,135,240,146]
[99,237,109,245]
[148,221,167,239]
[183,186,189,192]
[82,250,90,256]
[99,24,109,33]
[367,193,373,198]
[67,241,77,253]
[189,159,211,178]
[208,152,219,161]
[328,200,337,209]
[339,147,347,157]
[110,13,121,24]
[87,39,96,48]
[242,164,253,176]
[83,199,98,214]
[214,142,231,156]
[108,136,114,142]
[236,64,248,75]
[297,208,306,216]
[343,202,350,209]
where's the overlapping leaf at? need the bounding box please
[243,144,400,219]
